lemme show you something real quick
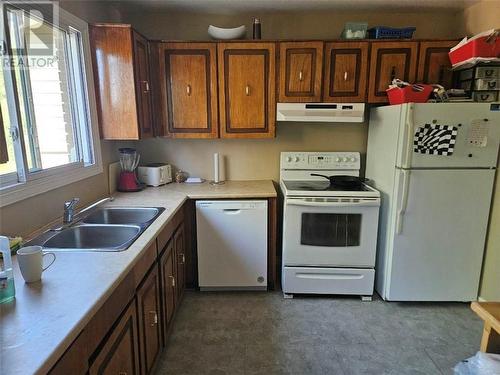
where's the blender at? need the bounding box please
[118,148,144,192]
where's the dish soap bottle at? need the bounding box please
[0,236,15,304]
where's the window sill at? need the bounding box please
[0,163,103,208]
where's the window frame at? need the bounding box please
[0,5,102,208]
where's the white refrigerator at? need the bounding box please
[366,103,500,301]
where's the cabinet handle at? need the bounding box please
[169,275,176,287]
[149,310,158,326]
[245,85,250,96]
[344,71,348,81]
[390,66,397,82]
[186,84,192,96]
[485,69,494,77]
[179,253,185,264]
[488,81,497,89]
[299,70,303,81]
[142,80,149,93]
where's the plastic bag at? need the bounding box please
[454,352,500,375]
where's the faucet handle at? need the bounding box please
[64,197,80,209]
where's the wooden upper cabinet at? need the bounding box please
[278,42,323,102]
[156,42,218,138]
[89,301,140,375]
[90,24,153,140]
[417,40,457,88]
[132,31,154,139]
[218,42,276,138]
[324,41,368,102]
[136,266,161,375]
[368,41,418,103]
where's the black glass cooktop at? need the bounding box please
[283,180,372,192]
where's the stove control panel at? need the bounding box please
[280,152,361,170]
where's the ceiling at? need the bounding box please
[105,0,479,14]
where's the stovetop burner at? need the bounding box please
[283,180,372,192]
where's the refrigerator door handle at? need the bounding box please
[396,169,411,234]
[402,105,414,169]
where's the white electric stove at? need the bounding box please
[280,152,381,300]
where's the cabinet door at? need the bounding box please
[159,241,176,338]
[137,266,161,374]
[90,25,140,140]
[368,42,418,103]
[218,42,276,138]
[417,41,457,88]
[132,31,153,138]
[174,225,186,302]
[323,42,368,102]
[89,302,140,375]
[278,42,323,102]
[157,43,218,138]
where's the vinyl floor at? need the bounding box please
[153,291,482,375]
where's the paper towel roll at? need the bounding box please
[213,153,220,183]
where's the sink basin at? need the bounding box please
[44,224,141,251]
[82,207,163,225]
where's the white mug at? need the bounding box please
[17,246,56,283]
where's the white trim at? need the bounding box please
[0,5,103,208]
[0,162,102,207]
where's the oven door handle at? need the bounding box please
[286,199,380,207]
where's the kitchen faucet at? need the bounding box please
[63,198,80,225]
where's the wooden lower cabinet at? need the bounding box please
[137,266,161,374]
[174,224,186,301]
[89,302,141,375]
[159,240,177,339]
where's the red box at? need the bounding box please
[386,85,433,105]
[449,35,500,66]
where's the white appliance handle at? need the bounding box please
[402,104,414,169]
[396,169,411,234]
[287,198,380,207]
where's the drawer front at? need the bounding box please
[476,66,500,79]
[472,91,499,102]
[282,266,374,295]
[475,79,499,91]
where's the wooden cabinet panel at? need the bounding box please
[132,31,153,138]
[157,43,218,138]
[368,42,418,103]
[90,24,154,140]
[137,266,161,375]
[89,302,140,375]
[417,41,457,88]
[218,42,276,138]
[278,42,323,102]
[174,225,186,302]
[90,25,139,140]
[324,42,368,102]
[159,241,176,341]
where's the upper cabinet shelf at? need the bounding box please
[90,24,153,140]
[88,26,458,139]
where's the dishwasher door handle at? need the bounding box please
[222,209,241,214]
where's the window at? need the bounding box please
[0,3,101,207]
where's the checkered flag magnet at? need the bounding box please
[413,124,458,156]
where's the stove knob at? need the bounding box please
[286,156,292,162]
[343,157,349,162]
[335,157,342,162]
[294,156,300,162]
[350,157,357,162]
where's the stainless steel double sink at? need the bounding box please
[27,207,165,252]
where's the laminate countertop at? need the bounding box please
[0,180,277,375]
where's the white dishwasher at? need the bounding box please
[196,200,268,290]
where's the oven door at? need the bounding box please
[283,197,380,267]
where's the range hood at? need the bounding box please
[276,103,365,123]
